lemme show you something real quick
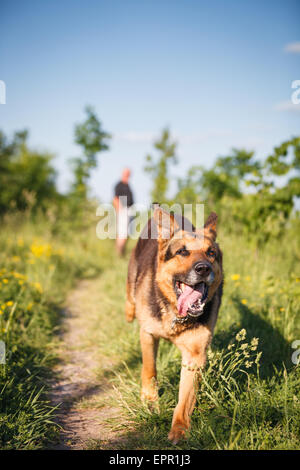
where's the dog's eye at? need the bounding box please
[176,247,190,257]
[207,248,215,257]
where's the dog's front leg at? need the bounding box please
[168,337,209,444]
[140,328,159,401]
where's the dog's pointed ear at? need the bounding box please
[204,212,218,240]
[153,207,179,241]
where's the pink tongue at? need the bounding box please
[177,284,204,317]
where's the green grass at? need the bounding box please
[80,227,300,450]
[0,210,105,449]
[0,210,299,449]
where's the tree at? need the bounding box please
[0,129,58,214]
[173,137,300,245]
[175,166,203,204]
[205,139,300,244]
[173,149,260,209]
[144,128,177,203]
[200,149,260,203]
[71,106,111,198]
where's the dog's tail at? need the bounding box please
[125,285,136,322]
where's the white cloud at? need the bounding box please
[115,129,233,145]
[177,130,233,145]
[284,42,300,54]
[115,131,156,143]
[274,100,300,113]
[114,127,276,148]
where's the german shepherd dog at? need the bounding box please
[125,206,223,444]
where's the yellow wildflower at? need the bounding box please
[255,351,262,364]
[207,349,214,359]
[6,301,13,307]
[33,282,43,293]
[236,329,247,342]
[13,272,26,279]
[30,243,52,258]
[241,299,247,305]
[231,274,240,281]
[250,338,259,350]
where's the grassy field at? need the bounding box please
[81,222,300,450]
[0,210,106,449]
[0,211,299,450]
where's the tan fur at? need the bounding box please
[125,208,223,444]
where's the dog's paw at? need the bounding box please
[141,387,158,402]
[141,380,159,402]
[168,424,187,445]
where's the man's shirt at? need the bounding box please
[114,181,134,207]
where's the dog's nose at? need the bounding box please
[194,262,211,277]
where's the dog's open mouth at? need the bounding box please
[175,281,208,318]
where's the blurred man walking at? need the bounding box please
[113,168,134,256]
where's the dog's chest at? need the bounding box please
[142,307,196,339]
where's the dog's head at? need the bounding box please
[154,207,223,319]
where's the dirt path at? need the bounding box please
[49,280,120,450]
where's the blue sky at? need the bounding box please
[1,0,300,204]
